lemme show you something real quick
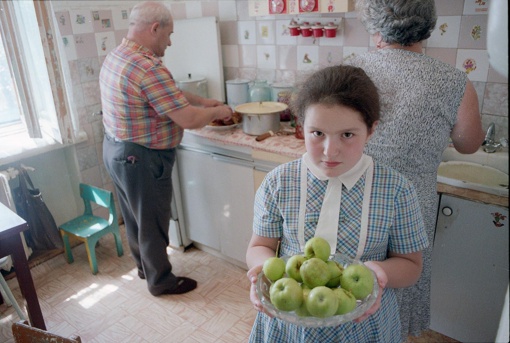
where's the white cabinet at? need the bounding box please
[176,145,255,267]
[430,194,509,342]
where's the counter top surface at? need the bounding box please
[184,125,508,208]
[186,123,306,158]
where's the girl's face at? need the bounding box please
[304,104,376,178]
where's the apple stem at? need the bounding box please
[276,240,281,257]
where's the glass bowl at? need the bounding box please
[255,253,379,328]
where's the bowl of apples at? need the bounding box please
[256,237,379,328]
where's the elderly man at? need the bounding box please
[100,1,231,296]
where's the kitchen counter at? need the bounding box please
[185,126,508,207]
[186,123,305,158]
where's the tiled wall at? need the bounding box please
[51,0,508,191]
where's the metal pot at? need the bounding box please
[235,102,287,136]
[176,74,208,98]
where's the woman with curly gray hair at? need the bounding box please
[348,0,484,341]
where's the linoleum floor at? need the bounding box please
[1,225,458,342]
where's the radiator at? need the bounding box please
[0,170,33,271]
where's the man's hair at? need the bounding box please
[129,1,172,29]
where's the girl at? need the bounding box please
[246,65,428,342]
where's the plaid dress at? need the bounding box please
[250,158,428,343]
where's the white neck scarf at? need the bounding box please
[298,153,373,260]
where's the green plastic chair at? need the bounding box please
[59,183,123,274]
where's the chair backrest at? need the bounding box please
[79,183,117,226]
[12,320,82,343]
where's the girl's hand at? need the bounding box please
[246,265,274,317]
[354,261,388,323]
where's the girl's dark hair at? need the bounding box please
[291,65,380,129]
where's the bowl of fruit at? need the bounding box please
[256,237,379,328]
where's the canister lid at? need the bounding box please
[226,78,251,84]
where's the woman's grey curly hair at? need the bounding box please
[355,0,437,46]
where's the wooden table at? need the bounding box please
[0,202,46,330]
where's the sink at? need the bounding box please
[437,161,509,197]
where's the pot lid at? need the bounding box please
[177,73,206,83]
[235,101,288,114]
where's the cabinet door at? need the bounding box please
[211,154,255,264]
[177,148,221,250]
[430,195,509,343]
[177,148,255,265]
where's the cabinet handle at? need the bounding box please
[442,207,453,216]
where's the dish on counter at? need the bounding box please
[205,123,239,131]
[256,253,379,328]
[207,111,242,129]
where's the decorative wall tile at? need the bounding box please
[222,45,240,68]
[277,45,297,70]
[77,58,100,83]
[297,45,319,71]
[296,34,317,46]
[92,10,114,33]
[257,21,275,45]
[61,35,77,61]
[427,16,461,48]
[342,46,369,62]
[463,0,489,15]
[456,48,489,82]
[238,21,256,45]
[95,32,116,57]
[436,0,465,16]
[69,10,94,35]
[275,20,298,45]
[111,8,130,30]
[218,1,238,21]
[257,45,276,69]
[55,11,73,36]
[318,46,343,67]
[74,33,98,59]
[458,15,487,49]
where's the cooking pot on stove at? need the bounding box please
[235,102,287,136]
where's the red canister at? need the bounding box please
[312,23,324,38]
[300,22,312,37]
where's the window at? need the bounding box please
[0,0,78,161]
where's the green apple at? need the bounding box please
[304,237,331,261]
[263,257,286,282]
[294,284,311,317]
[300,257,331,289]
[269,277,303,312]
[325,260,344,288]
[285,254,307,283]
[339,263,375,300]
[306,286,339,318]
[333,288,357,315]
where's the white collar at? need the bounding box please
[302,153,373,191]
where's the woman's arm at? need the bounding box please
[450,80,485,153]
